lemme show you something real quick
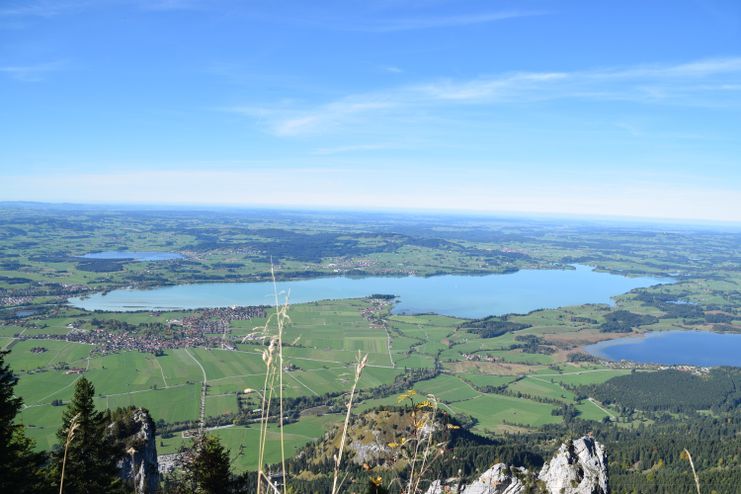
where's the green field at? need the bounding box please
[543,369,634,386]
[447,394,560,431]
[157,415,341,472]
[5,339,92,371]
[462,374,518,388]
[413,374,480,403]
[508,377,576,403]
[97,385,202,423]
[7,297,664,456]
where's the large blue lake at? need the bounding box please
[69,265,667,318]
[80,251,183,261]
[586,331,741,367]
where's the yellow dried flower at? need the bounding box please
[397,390,417,402]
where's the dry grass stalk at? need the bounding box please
[331,351,369,494]
[59,412,81,494]
[682,448,701,494]
[256,337,276,494]
[408,395,441,494]
[272,265,288,490]
[387,392,447,494]
[253,263,291,494]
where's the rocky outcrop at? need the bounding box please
[538,436,608,494]
[463,464,529,494]
[426,435,608,494]
[116,408,160,494]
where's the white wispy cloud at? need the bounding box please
[278,101,394,136]
[235,56,741,136]
[613,57,741,79]
[137,0,208,12]
[0,0,110,18]
[380,65,403,74]
[312,143,399,155]
[0,0,202,18]
[415,71,570,101]
[0,60,66,81]
[345,10,545,32]
[415,57,741,103]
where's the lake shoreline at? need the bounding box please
[584,329,741,367]
[68,265,670,318]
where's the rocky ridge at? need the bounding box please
[116,408,160,494]
[427,435,608,494]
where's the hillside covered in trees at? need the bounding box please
[579,368,741,413]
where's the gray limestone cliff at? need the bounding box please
[426,435,608,494]
[116,408,160,494]
[538,436,608,494]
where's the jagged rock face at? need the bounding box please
[538,436,608,494]
[349,436,393,465]
[118,408,160,494]
[462,464,528,494]
[425,464,528,494]
[426,435,608,494]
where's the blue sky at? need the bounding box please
[1,0,740,221]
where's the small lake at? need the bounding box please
[69,265,668,318]
[80,251,183,261]
[15,309,38,318]
[586,331,741,367]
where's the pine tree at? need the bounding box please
[0,350,48,494]
[191,435,232,494]
[51,377,123,494]
[163,435,232,494]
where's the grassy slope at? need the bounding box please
[12,297,631,455]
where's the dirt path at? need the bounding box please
[587,397,615,417]
[185,348,207,433]
[154,356,168,387]
[385,326,395,368]
[286,372,319,396]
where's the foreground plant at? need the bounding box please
[53,377,122,494]
[58,413,80,494]
[681,449,701,494]
[387,391,446,494]
[251,264,292,494]
[331,351,369,494]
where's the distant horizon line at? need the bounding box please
[2,199,740,230]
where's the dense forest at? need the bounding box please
[458,316,532,338]
[599,310,659,333]
[579,368,741,413]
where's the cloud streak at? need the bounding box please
[0,60,66,81]
[274,100,394,136]
[0,0,203,18]
[0,0,111,18]
[413,57,741,103]
[233,57,741,136]
[312,143,400,155]
[343,10,545,33]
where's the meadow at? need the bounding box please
[5,297,641,471]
